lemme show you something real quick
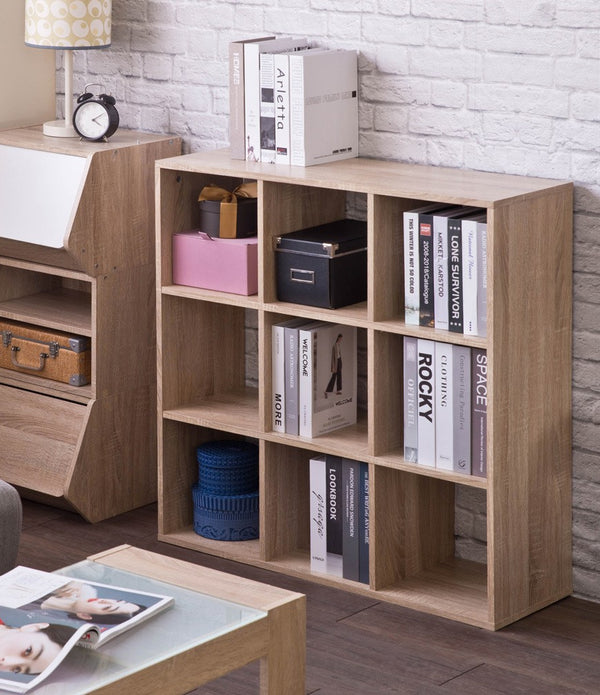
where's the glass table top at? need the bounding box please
[0,560,266,694]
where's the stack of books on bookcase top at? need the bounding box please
[229,36,358,166]
[272,320,357,438]
[403,337,487,477]
[310,454,369,584]
[403,203,488,336]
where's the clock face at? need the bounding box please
[73,101,111,140]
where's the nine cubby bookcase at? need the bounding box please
[156,149,573,630]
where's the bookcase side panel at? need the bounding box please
[487,186,573,627]
[370,330,403,457]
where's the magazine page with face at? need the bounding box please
[0,566,174,691]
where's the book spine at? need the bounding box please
[461,219,478,336]
[435,341,454,470]
[259,52,276,163]
[471,348,488,477]
[289,53,306,166]
[477,221,488,338]
[433,212,449,331]
[448,217,463,333]
[358,461,370,585]
[403,336,418,462]
[403,210,420,325]
[284,325,300,435]
[452,344,471,473]
[419,213,435,327]
[309,455,327,573]
[229,41,246,160]
[417,339,436,467]
[342,458,360,581]
[298,326,314,437]
[243,43,262,161]
[272,323,286,433]
[273,53,290,164]
[326,455,343,576]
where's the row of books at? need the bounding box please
[403,203,488,337]
[404,336,487,477]
[272,319,357,438]
[310,454,369,584]
[229,36,358,166]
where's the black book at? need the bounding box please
[448,216,463,333]
[418,211,435,327]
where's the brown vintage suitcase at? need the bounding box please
[0,319,91,386]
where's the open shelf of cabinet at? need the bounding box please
[156,148,572,630]
[0,126,181,521]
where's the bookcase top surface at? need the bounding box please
[0,125,179,158]
[157,148,571,208]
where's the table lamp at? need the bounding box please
[24,0,112,138]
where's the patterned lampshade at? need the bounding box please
[24,0,112,49]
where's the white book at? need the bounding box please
[273,53,291,164]
[416,338,435,467]
[229,36,274,160]
[461,217,478,336]
[299,322,357,438]
[434,341,453,470]
[309,454,327,573]
[272,322,285,432]
[453,344,471,474]
[244,37,309,162]
[403,209,420,325]
[477,218,488,338]
[403,336,418,462]
[289,49,358,167]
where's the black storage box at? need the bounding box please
[275,219,367,308]
[198,197,257,238]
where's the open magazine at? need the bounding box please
[0,566,174,693]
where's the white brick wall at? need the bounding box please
[64,0,600,602]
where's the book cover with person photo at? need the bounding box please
[0,566,173,692]
[298,322,357,438]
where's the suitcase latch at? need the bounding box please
[1,331,11,348]
[48,341,60,359]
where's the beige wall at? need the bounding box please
[0,1,55,129]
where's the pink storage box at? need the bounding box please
[172,231,258,295]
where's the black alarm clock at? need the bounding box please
[73,84,120,142]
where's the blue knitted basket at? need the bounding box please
[192,484,259,541]
[196,440,259,496]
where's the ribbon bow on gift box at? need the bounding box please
[198,182,258,238]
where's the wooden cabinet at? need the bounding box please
[156,149,573,630]
[0,126,181,522]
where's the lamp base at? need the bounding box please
[43,120,77,138]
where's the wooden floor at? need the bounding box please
[17,499,600,694]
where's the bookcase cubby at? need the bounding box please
[156,149,573,630]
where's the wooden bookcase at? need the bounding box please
[0,126,181,522]
[156,149,573,630]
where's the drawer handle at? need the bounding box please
[289,268,315,284]
[10,346,48,372]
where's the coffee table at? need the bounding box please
[0,545,305,694]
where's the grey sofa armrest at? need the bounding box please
[0,480,22,574]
